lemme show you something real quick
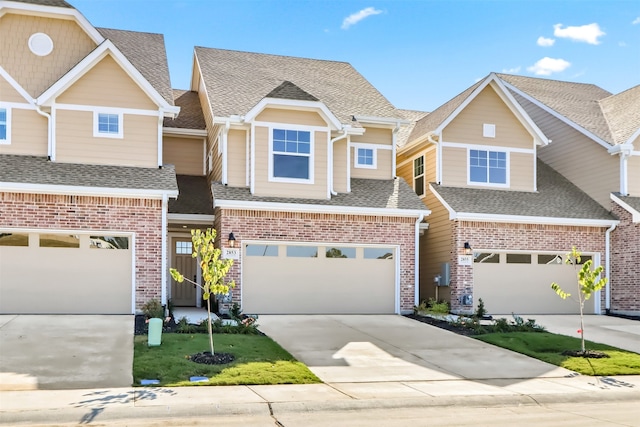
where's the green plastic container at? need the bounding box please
[148,318,162,346]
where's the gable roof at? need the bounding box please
[0,154,178,196]
[600,85,640,145]
[194,47,400,126]
[395,109,429,149]
[212,177,428,215]
[169,175,213,215]
[97,28,174,106]
[163,90,206,130]
[431,159,615,224]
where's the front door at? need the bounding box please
[171,237,197,306]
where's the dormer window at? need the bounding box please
[270,128,313,182]
[469,149,508,186]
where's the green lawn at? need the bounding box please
[133,334,321,386]
[475,332,640,376]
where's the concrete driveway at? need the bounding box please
[524,315,640,354]
[0,315,133,390]
[257,315,572,383]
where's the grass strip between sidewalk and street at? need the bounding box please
[133,334,321,386]
[474,332,640,376]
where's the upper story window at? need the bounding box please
[271,128,312,181]
[94,112,123,138]
[469,149,507,185]
[355,147,377,169]
[413,156,425,197]
[0,107,10,145]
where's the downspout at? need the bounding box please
[392,122,400,178]
[222,120,230,185]
[329,129,348,196]
[36,105,53,160]
[161,193,168,306]
[157,114,163,167]
[619,153,629,196]
[346,134,352,192]
[605,222,618,313]
[414,213,425,307]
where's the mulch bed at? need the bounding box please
[562,350,610,358]
[404,313,477,336]
[189,351,235,365]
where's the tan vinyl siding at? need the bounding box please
[396,159,413,187]
[441,147,467,186]
[56,110,157,167]
[421,189,452,304]
[255,108,326,127]
[396,146,436,199]
[197,79,221,182]
[333,139,348,193]
[57,55,157,110]
[253,126,328,199]
[510,152,535,191]
[227,129,247,186]
[517,95,619,208]
[628,155,640,197]
[0,13,96,98]
[443,84,533,150]
[0,108,48,156]
[351,127,393,146]
[0,76,28,103]
[351,147,393,179]
[163,136,204,175]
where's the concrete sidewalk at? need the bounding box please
[1,376,640,425]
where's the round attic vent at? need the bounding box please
[28,33,54,56]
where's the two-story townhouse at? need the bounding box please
[0,0,180,314]
[175,47,430,315]
[494,75,640,315]
[397,73,627,315]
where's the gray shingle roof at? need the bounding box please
[600,85,640,145]
[497,73,615,144]
[395,109,429,149]
[97,28,174,106]
[431,160,614,221]
[212,178,427,212]
[194,47,399,125]
[614,194,640,214]
[163,90,206,129]
[169,175,213,214]
[0,155,177,193]
[11,0,73,7]
[266,81,319,101]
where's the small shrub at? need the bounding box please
[175,317,197,334]
[142,299,165,319]
[490,314,546,333]
[474,298,487,320]
[230,302,243,321]
[428,298,450,314]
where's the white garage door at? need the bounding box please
[242,243,397,314]
[0,231,133,314]
[473,251,597,315]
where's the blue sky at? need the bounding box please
[72,0,640,112]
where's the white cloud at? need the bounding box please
[527,57,571,76]
[553,23,605,45]
[633,17,640,25]
[341,7,383,30]
[502,66,521,73]
[537,36,555,47]
[619,41,627,47]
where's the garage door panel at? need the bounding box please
[474,252,597,315]
[243,244,396,314]
[0,232,132,314]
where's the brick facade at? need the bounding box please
[214,208,418,313]
[449,221,608,313]
[610,204,640,314]
[0,192,163,311]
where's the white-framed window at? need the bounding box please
[93,111,123,138]
[269,128,313,182]
[0,107,11,145]
[413,155,425,197]
[355,147,377,168]
[469,149,507,185]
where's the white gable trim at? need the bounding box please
[428,183,457,219]
[0,66,36,105]
[244,98,342,130]
[501,80,612,150]
[435,74,549,146]
[36,41,179,117]
[611,193,640,223]
[0,1,105,45]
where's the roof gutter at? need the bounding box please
[451,212,619,228]
[604,221,617,313]
[414,213,425,307]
